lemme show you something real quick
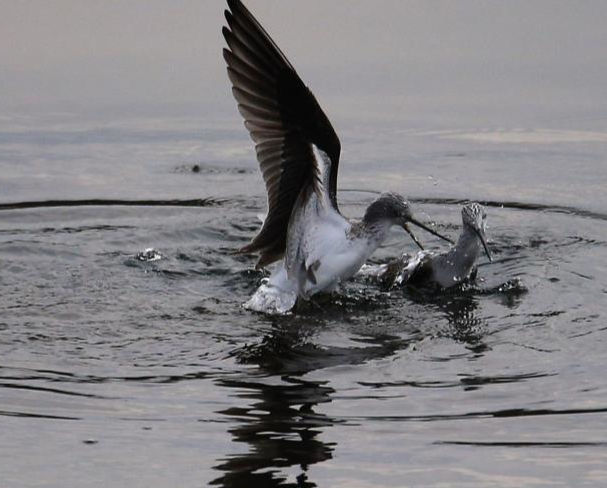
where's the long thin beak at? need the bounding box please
[475,228,493,262]
[409,218,455,245]
[403,224,425,250]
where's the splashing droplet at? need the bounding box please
[136,248,163,262]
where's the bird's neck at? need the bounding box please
[451,225,482,275]
[347,217,394,266]
[359,216,394,246]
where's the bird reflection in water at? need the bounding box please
[405,277,526,352]
[211,320,336,488]
[436,294,488,348]
[211,313,413,487]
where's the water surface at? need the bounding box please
[2,108,607,487]
[2,1,607,486]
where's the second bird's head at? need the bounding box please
[462,202,492,262]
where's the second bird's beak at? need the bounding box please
[475,228,493,262]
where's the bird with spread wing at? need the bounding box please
[222,0,452,313]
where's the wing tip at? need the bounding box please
[222,47,230,60]
[226,0,241,13]
[226,0,253,26]
[224,9,233,25]
[221,26,233,47]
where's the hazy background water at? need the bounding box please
[2,1,607,487]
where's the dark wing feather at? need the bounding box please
[223,0,341,268]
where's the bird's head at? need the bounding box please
[365,193,453,249]
[462,202,492,262]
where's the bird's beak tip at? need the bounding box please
[476,228,493,262]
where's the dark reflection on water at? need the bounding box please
[358,370,555,391]
[212,375,334,487]
[339,403,607,423]
[211,317,395,486]
[437,440,607,448]
[401,277,528,348]
[212,322,337,487]
[211,309,437,487]
[0,197,226,211]
[0,409,80,421]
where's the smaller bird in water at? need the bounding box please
[369,203,492,290]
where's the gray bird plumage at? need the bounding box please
[378,203,492,290]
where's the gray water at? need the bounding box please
[3,1,607,487]
[2,108,607,487]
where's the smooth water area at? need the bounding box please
[2,107,607,487]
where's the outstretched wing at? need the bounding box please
[223,0,341,268]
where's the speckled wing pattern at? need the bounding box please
[223,0,341,268]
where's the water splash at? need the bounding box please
[135,248,163,262]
